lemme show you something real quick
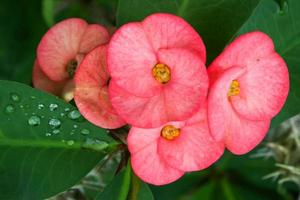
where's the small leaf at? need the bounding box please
[0,80,118,199]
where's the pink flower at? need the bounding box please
[33,18,109,101]
[74,45,126,129]
[207,31,289,154]
[108,13,208,128]
[128,104,224,185]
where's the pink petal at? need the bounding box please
[208,66,270,154]
[109,80,168,128]
[158,48,208,120]
[74,45,126,129]
[79,24,110,54]
[128,128,184,185]
[231,56,289,121]
[208,31,275,85]
[37,18,88,81]
[32,59,67,96]
[127,126,162,154]
[107,22,159,97]
[158,106,224,171]
[142,13,206,63]
[209,31,289,120]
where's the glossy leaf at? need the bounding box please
[116,0,260,62]
[128,173,154,200]
[0,80,117,199]
[237,0,300,127]
[0,0,47,84]
[96,162,131,200]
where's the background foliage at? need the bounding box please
[0,0,299,199]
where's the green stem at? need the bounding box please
[128,171,141,200]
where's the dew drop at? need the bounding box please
[73,125,78,129]
[10,93,21,102]
[67,140,75,146]
[48,118,61,129]
[60,113,65,117]
[45,132,52,137]
[28,115,41,126]
[81,128,90,135]
[38,104,44,109]
[30,96,36,99]
[52,129,60,134]
[19,105,24,109]
[68,110,81,120]
[82,138,108,151]
[4,104,15,114]
[49,103,58,111]
[64,108,70,112]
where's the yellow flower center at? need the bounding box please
[161,125,180,140]
[228,80,240,97]
[152,63,171,84]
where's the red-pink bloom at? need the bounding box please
[108,13,208,128]
[128,104,224,185]
[33,18,109,101]
[207,31,289,155]
[74,45,126,129]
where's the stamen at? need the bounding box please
[228,80,240,97]
[152,63,171,84]
[161,125,180,140]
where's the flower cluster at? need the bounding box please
[33,13,289,185]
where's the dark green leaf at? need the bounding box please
[151,170,209,200]
[116,0,260,62]
[236,0,300,127]
[179,181,216,200]
[0,80,117,199]
[96,162,131,200]
[128,173,154,200]
[0,0,47,84]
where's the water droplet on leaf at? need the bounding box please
[67,140,74,146]
[81,128,90,135]
[52,129,60,134]
[38,104,44,109]
[28,115,41,126]
[82,138,108,151]
[48,118,61,129]
[10,93,20,102]
[68,110,81,120]
[49,103,58,111]
[4,104,15,114]
[45,132,52,137]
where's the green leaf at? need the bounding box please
[0,80,118,199]
[0,0,47,84]
[236,0,300,127]
[96,162,131,200]
[128,173,154,200]
[180,181,216,200]
[42,0,56,27]
[116,0,260,62]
